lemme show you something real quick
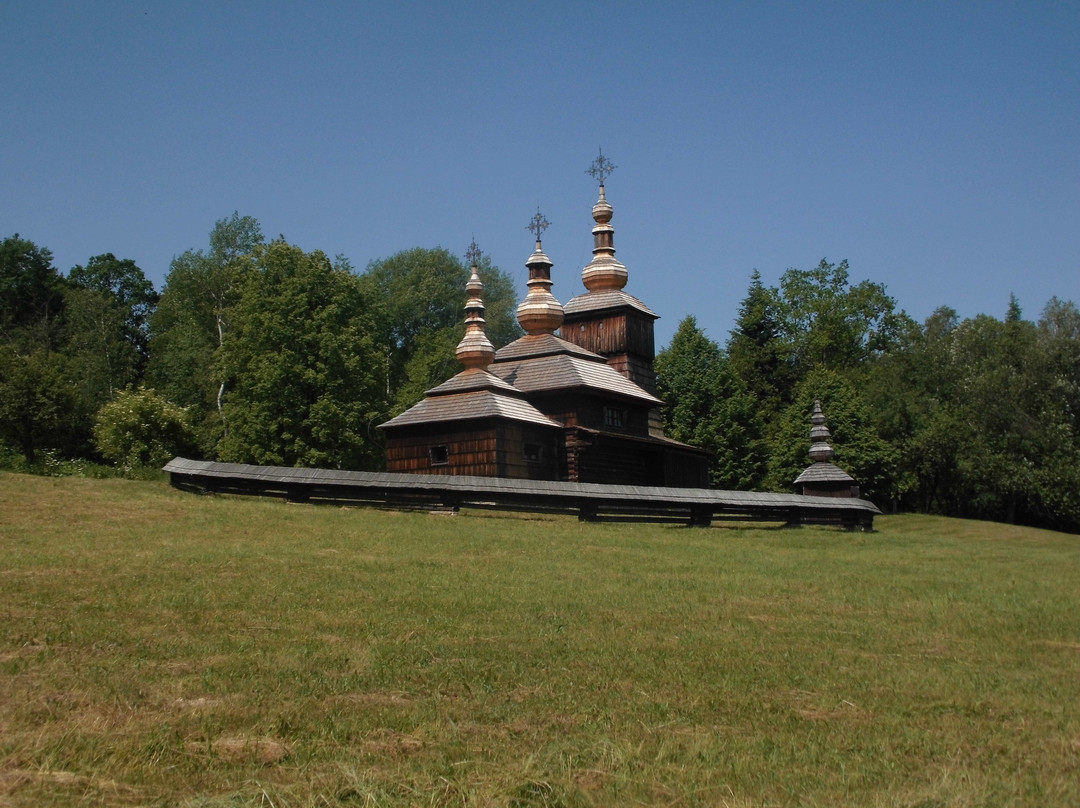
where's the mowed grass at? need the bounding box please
[1,472,1078,807]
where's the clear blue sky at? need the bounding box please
[4,1,1077,348]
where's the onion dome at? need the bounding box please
[455,245,495,369]
[516,210,565,335]
[581,149,628,292]
[581,183,629,292]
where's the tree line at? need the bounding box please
[1,214,520,474]
[656,260,1080,533]
[3,217,1078,532]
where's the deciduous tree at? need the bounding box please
[216,240,385,469]
[67,253,158,402]
[147,214,263,451]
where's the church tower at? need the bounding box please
[561,150,660,395]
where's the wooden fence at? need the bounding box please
[163,458,879,529]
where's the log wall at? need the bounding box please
[384,422,560,480]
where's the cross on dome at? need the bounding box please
[586,148,616,186]
[464,238,482,268]
[526,208,550,243]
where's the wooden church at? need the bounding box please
[379,156,711,488]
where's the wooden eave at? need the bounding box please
[379,389,563,431]
[493,333,604,363]
[425,367,522,397]
[563,290,658,320]
[571,424,711,455]
[794,462,856,485]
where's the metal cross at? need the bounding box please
[527,208,551,241]
[587,148,616,185]
[465,238,482,267]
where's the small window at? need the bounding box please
[429,445,449,466]
[523,443,543,463]
[604,407,625,428]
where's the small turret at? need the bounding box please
[455,240,496,369]
[794,400,860,498]
[515,209,565,335]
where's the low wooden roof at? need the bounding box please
[163,457,881,521]
[570,424,708,454]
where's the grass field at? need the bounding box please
[1,471,1078,807]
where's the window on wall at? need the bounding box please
[523,443,543,463]
[429,445,449,466]
[604,406,626,428]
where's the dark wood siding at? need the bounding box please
[384,421,560,480]
[526,392,652,438]
[575,434,665,487]
[562,310,654,358]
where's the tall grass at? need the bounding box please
[1,471,1078,806]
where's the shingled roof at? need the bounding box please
[489,352,662,405]
[564,288,657,318]
[380,259,563,433]
[380,387,562,429]
[425,366,520,396]
[493,332,603,362]
[794,461,855,486]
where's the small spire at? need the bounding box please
[807,400,836,463]
[582,149,628,292]
[455,241,495,369]
[516,209,564,335]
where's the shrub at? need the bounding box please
[93,387,198,470]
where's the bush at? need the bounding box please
[93,387,198,470]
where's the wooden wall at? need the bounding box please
[561,310,655,359]
[384,421,561,480]
[573,432,665,486]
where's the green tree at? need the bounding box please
[863,306,958,513]
[93,387,197,470]
[66,254,158,402]
[776,259,913,374]
[727,261,913,453]
[0,236,83,463]
[872,298,1080,531]
[656,316,766,489]
[727,269,794,423]
[360,247,520,409]
[68,254,158,360]
[147,213,263,451]
[0,234,67,348]
[0,347,80,464]
[216,240,385,469]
